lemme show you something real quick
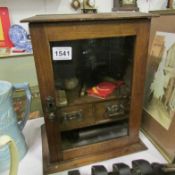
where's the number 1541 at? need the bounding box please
[52,47,72,60]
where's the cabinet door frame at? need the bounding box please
[29,19,150,163]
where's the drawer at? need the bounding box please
[95,99,129,122]
[58,104,95,131]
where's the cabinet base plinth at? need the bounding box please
[41,125,147,175]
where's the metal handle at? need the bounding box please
[46,96,56,120]
[105,104,125,117]
[13,83,32,130]
[62,110,83,121]
[0,135,19,175]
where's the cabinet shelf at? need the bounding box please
[61,120,128,150]
[56,89,130,107]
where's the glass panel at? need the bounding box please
[50,36,135,149]
[61,120,128,150]
[51,36,135,105]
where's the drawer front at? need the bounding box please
[95,99,129,122]
[58,104,95,131]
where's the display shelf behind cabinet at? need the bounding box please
[150,9,175,15]
[0,52,33,59]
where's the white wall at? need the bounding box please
[0,0,168,31]
[137,0,168,12]
[0,56,38,86]
[0,0,113,30]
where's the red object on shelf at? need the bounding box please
[0,7,13,48]
[87,81,125,99]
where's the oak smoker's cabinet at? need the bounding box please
[22,12,152,174]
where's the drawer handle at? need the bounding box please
[105,104,125,117]
[62,110,83,121]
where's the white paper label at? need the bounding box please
[52,47,72,60]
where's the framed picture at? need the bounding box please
[112,0,138,11]
[0,7,13,48]
[144,32,175,130]
[143,31,175,162]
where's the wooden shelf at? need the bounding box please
[56,87,130,107]
[0,52,33,59]
[150,9,175,15]
[21,12,154,23]
[61,121,128,150]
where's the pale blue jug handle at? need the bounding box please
[13,83,32,130]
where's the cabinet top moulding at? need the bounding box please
[21,12,154,23]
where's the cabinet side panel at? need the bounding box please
[129,20,150,139]
[29,23,62,162]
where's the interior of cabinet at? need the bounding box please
[50,35,135,150]
[61,119,128,150]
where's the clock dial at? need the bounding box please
[87,0,95,7]
[123,0,134,5]
[71,0,81,10]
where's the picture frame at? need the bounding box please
[112,0,139,11]
[142,30,175,163]
[0,7,13,48]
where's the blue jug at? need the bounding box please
[0,80,31,172]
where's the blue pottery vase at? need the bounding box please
[0,80,32,172]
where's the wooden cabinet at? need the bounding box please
[22,12,152,174]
